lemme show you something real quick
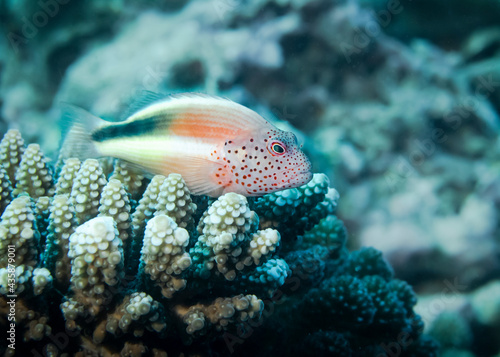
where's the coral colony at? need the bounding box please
[0,129,438,356]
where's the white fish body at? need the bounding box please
[61,93,313,197]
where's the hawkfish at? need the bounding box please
[60,92,313,197]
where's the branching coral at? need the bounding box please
[139,214,192,299]
[0,165,13,215]
[0,195,39,269]
[12,144,54,199]
[62,216,124,327]
[0,129,25,186]
[69,158,107,225]
[42,194,76,290]
[0,130,438,357]
[174,294,263,337]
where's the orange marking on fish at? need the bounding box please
[169,113,237,139]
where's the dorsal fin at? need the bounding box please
[121,90,168,120]
[169,92,231,101]
[120,91,273,135]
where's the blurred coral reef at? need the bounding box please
[1,0,499,356]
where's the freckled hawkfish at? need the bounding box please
[60,92,313,197]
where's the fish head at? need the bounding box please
[222,127,313,196]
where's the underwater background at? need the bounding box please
[1,0,500,356]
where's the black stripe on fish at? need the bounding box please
[91,117,161,142]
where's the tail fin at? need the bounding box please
[57,104,105,165]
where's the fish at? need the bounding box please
[60,92,313,197]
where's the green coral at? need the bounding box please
[298,214,346,255]
[251,173,333,247]
[283,245,330,292]
[299,330,352,357]
[243,258,290,297]
[303,275,377,329]
[347,246,394,281]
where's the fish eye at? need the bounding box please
[269,141,286,156]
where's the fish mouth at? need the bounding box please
[296,169,313,182]
[284,166,313,186]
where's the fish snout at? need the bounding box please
[296,168,313,184]
[287,164,313,186]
